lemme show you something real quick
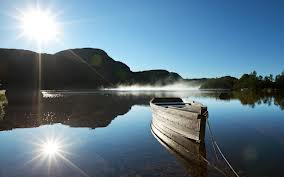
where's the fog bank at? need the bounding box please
[103,82,200,91]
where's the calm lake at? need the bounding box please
[0,90,283,177]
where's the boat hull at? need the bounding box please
[150,101,206,142]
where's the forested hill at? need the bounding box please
[200,71,284,90]
[0,48,205,90]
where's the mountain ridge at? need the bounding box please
[0,48,205,90]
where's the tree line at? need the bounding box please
[200,70,284,90]
[234,71,284,90]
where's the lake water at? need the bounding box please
[0,90,283,177]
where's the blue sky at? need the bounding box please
[0,0,283,78]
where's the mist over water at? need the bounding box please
[103,82,200,91]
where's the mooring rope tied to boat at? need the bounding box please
[199,155,228,177]
[206,118,240,177]
[207,116,219,161]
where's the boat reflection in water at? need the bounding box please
[151,121,234,177]
[150,98,230,177]
[151,121,208,177]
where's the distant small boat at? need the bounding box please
[150,97,208,142]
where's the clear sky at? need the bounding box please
[0,0,283,78]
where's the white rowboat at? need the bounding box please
[150,97,208,142]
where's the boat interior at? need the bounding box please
[151,97,207,115]
[152,97,186,107]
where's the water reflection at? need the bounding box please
[41,139,61,156]
[0,90,284,131]
[0,90,218,131]
[151,122,209,177]
[219,90,284,109]
[150,113,235,177]
[1,90,151,130]
[0,90,284,177]
[0,91,7,120]
[32,136,66,166]
[24,131,91,177]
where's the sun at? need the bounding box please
[41,140,61,156]
[19,8,60,43]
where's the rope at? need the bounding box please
[206,115,219,161]
[206,119,240,177]
[214,141,240,177]
[199,153,228,176]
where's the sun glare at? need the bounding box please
[19,8,60,43]
[41,140,61,156]
[28,135,90,177]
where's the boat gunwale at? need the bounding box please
[150,102,207,120]
[150,98,208,116]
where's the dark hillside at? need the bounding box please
[0,48,186,90]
